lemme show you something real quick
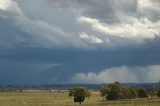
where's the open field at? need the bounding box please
[0,91,159,106]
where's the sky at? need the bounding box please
[0,0,160,85]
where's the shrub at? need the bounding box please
[100,82,139,101]
[157,90,160,97]
[138,88,148,99]
[69,87,91,104]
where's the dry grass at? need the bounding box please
[0,91,159,106]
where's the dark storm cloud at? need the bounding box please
[0,43,160,84]
[0,0,160,84]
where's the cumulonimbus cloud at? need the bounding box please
[71,65,160,83]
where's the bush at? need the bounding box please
[106,88,122,100]
[137,88,148,99]
[69,87,91,104]
[100,82,139,101]
[129,88,138,99]
[106,82,123,100]
[157,90,160,97]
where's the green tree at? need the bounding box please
[100,87,111,97]
[121,88,131,99]
[157,81,160,97]
[157,90,160,97]
[129,88,138,99]
[100,82,139,101]
[106,82,123,100]
[138,88,148,99]
[69,87,91,104]
[147,88,157,97]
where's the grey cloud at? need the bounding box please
[1,0,113,50]
[1,0,159,49]
[48,0,137,22]
[49,0,160,41]
[0,1,95,49]
[48,0,160,21]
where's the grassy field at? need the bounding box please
[0,91,159,106]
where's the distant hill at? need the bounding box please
[0,83,158,91]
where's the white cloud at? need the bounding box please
[78,16,160,41]
[48,0,160,43]
[71,65,160,83]
[138,0,160,12]
[79,32,103,44]
[0,0,23,16]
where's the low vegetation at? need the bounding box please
[100,82,159,100]
[0,91,159,106]
[0,82,159,106]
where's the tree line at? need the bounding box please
[69,81,160,104]
[100,81,160,100]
